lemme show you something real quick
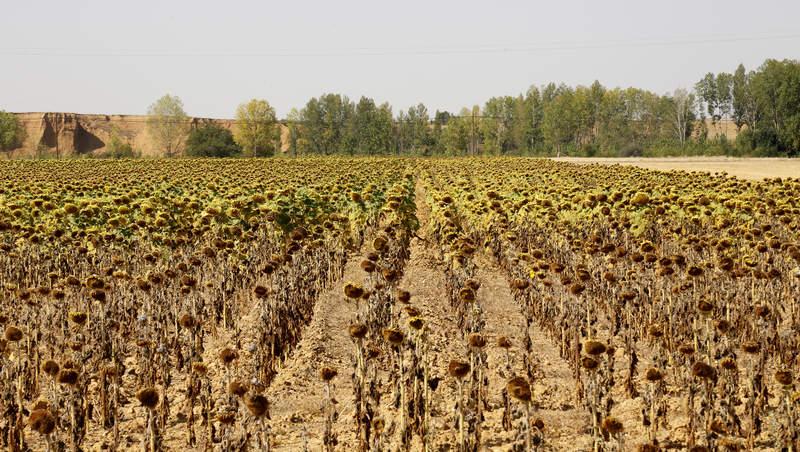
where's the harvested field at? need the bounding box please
[554,157,800,181]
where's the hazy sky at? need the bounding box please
[2,0,799,118]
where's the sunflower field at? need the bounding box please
[0,158,798,451]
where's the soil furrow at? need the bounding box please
[474,255,594,450]
[264,252,364,450]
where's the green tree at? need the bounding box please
[466,105,481,155]
[715,72,733,122]
[286,108,303,157]
[512,87,544,152]
[542,86,579,156]
[396,110,409,154]
[572,86,596,150]
[596,88,632,153]
[588,80,606,135]
[186,123,241,157]
[696,73,719,123]
[0,111,25,152]
[430,110,451,154]
[541,82,559,104]
[299,94,354,154]
[622,88,668,148]
[235,99,277,157]
[731,64,755,131]
[737,59,800,154]
[104,127,137,158]
[441,108,471,155]
[350,97,393,154]
[146,94,189,157]
[480,96,515,154]
[667,88,696,147]
[404,103,431,154]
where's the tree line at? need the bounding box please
[1,58,798,157]
[285,58,798,157]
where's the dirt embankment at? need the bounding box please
[8,113,290,158]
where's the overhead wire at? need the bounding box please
[2,33,799,57]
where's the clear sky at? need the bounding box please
[2,0,799,118]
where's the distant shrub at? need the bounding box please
[103,129,138,158]
[186,123,241,157]
[578,143,599,157]
[618,144,643,157]
[0,111,25,152]
[736,128,782,156]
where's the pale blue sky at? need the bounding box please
[1,0,799,118]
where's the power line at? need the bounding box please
[11,114,508,125]
[2,33,800,57]
[12,114,735,132]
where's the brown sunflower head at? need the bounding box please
[56,369,79,386]
[497,336,512,349]
[136,387,160,409]
[644,367,664,383]
[396,289,411,304]
[506,376,532,402]
[468,333,486,349]
[348,323,368,339]
[219,348,239,365]
[228,380,249,397]
[42,360,60,377]
[584,340,607,356]
[320,367,338,382]
[28,409,56,435]
[245,394,269,417]
[343,282,365,300]
[68,312,88,326]
[581,356,599,371]
[602,416,624,435]
[775,370,793,387]
[4,326,23,342]
[382,328,404,346]
[448,360,470,379]
[692,362,716,380]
